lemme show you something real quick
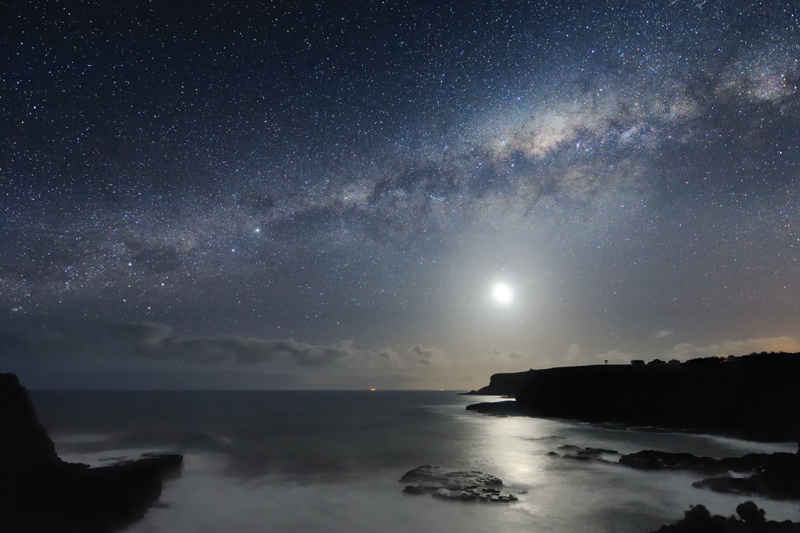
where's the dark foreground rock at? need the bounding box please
[400,465,518,502]
[651,502,800,532]
[0,373,183,533]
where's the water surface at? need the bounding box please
[29,391,799,532]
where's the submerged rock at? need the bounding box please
[0,373,183,532]
[554,445,619,461]
[400,465,503,489]
[430,487,518,503]
[619,450,730,475]
[400,465,518,503]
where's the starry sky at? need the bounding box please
[1,0,799,390]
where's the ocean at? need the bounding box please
[28,390,799,533]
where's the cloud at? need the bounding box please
[566,343,581,362]
[0,328,80,358]
[12,365,311,391]
[0,321,450,370]
[654,330,674,339]
[94,321,350,365]
[411,344,434,358]
[665,337,800,361]
[483,347,530,363]
[408,344,448,366]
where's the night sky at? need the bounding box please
[2,0,799,390]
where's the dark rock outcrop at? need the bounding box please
[650,502,800,532]
[619,450,800,501]
[691,452,800,500]
[465,400,524,415]
[499,352,800,442]
[551,445,619,461]
[545,445,800,502]
[0,373,183,532]
[0,373,60,468]
[619,449,733,475]
[400,465,518,502]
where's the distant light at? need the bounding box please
[370,388,376,391]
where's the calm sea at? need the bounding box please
[29,390,799,533]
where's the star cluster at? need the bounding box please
[1,0,799,388]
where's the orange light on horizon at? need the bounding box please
[370,388,376,391]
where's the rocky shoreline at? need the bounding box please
[399,448,800,530]
[464,352,800,531]
[547,445,800,501]
[542,444,800,531]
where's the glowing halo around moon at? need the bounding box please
[491,283,513,305]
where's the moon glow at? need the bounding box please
[492,283,513,304]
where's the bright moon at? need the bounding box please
[492,283,513,304]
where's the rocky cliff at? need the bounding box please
[462,369,536,396]
[0,373,183,533]
[470,353,800,442]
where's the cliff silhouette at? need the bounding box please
[468,352,800,442]
[462,369,537,396]
[0,373,183,532]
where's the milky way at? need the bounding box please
[1,0,799,388]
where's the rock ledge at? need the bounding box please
[400,465,518,502]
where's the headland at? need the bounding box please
[467,352,800,443]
